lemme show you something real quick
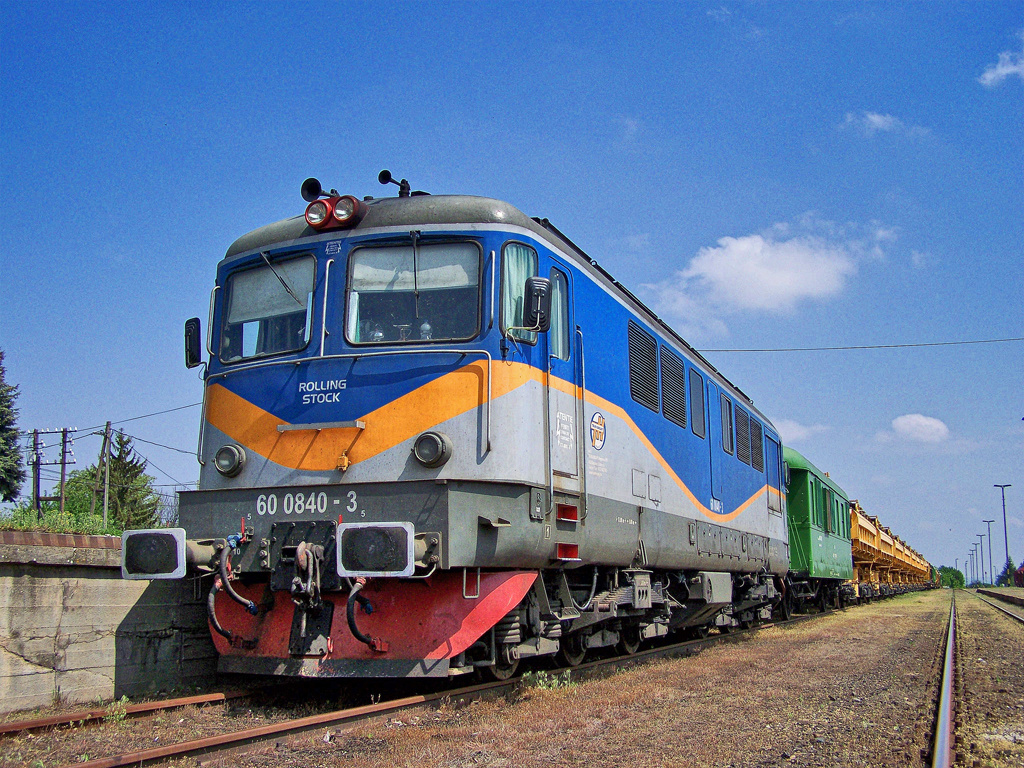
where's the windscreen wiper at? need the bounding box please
[260,252,304,306]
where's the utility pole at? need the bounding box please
[995,485,1011,579]
[977,534,986,584]
[31,430,41,520]
[983,520,996,585]
[90,422,112,528]
[31,427,76,520]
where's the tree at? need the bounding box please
[0,350,26,502]
[938,565,965,589]
[102,431,161,531]
[994,556,1017,587]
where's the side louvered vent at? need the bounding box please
[735,407,751,465]
[660,347,687,427]
[750,419,764,472]
[628,321,659,412]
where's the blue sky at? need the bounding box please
[1,1,1021,575]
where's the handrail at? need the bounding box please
[576,326,588,520]
[206,286,220,357]
[319,258,334,356]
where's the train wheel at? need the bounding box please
[484,658,520,681]
[778,592,792,621]
[557,632,587,667]
[615,625,642,655]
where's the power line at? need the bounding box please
[700,337,1024,353]
[120,433,194,455]
[19,402,202,439]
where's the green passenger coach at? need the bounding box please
[782,447,855,612]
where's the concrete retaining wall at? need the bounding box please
[0,531,216,715]
[977,587,1024,608]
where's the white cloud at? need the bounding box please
[643,214,896,341]
[979,32,1024,87]
[841,111,931,138]
[774,419,830,444]
[891,414,950,443]
[667,233,855,313]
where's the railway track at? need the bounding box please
[973,590,1024,625]
[0,689,257,737]
[927,588,1023,768]
[39,612,821,768]
[929,591,957,768]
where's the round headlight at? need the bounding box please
[214,444,246,477]
[332,195,358,223]
[305,199,330,227]
[412,432,453,468]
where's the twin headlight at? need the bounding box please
[214,431,450,477]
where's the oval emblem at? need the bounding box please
[590,412,606,450]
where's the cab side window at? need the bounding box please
[549,269,570,360]
[501,242,538,343]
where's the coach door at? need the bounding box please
[546,266,582,494]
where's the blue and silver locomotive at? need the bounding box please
[122,172,789,679]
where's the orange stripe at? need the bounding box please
[208,362,766,522]
[207,361,542,472]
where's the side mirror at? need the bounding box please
[184,317,203,369]
[524,276,552,333]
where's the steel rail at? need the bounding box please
[974,592,1024,625]
[0,689,256,736]
[53,612,826,768]
[930,591,957,768]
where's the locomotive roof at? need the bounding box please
[224,192,762,414]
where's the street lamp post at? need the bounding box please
[978,534,987,584]
[995,484,1011,581]
[969,548,976,585]
[983,520,995,585]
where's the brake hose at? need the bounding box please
[207,581,233,640]
[218,544,258,615]
[346,578,378,649]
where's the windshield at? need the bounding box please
[220,254,315,362]
[346,242,480,344]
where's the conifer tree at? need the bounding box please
[105,431,160,530]
[0,350,26,502]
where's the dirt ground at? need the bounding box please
[0,590,958,768]
[954,593,1024,768]
[229,590,951,768]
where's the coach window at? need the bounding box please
[501,242,538,343]
[549,269,570,360]
[220,254,315,362]
[720,395,734,454]
[346,241,480,344]
[689,369,706,438]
